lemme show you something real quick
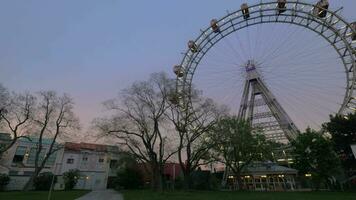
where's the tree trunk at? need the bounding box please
[182,167,192,190]
[150,163,163,191]
[236,173,243,191]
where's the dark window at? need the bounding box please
[24,171,34,176]
[67,158,74,164]
[12,146,27,164]
[12,155,24,163]
[82,157,88,161]
[9,171,18,175]
[99,158,104,163]
[110,160,118,169]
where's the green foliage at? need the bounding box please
[209,117,274,190]
[190,170,220,190]
[115,166,143,189]
[291,128,341,189]
[63,169,80,190]
[211,117,273,173]
[323,113,356,173]
[33,172,56,191]
[0,173,10,191]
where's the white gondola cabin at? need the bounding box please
[313,0,329,18]
[188,40,198,53]
[277,0,287,14]
[173,65,184,78]
[241,3,250,19]
[211,19,220,33]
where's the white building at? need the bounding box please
[57,142,120,190]
[0,133,121,191]
[0,134,63,190]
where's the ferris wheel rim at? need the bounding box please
[176,0,356,116]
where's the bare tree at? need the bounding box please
[95,72,177,191]
[23,91,79,191]
[167,90,227,189]
[0,84,9,121]
[0,90,36,155]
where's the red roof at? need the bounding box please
[65,142,110,152]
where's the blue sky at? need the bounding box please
[0,0,355,131]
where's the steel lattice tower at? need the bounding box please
[238,60,299,143]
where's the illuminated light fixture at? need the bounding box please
[278,175,285,178]
[277,159,285,162]
[86,176,90,180]
[244,175,250,178]
[261,175,267,178]
[305,174,312,177]
[228,175,234,179]
[348,106,356,111]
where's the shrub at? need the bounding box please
[0,173,10,191]
[115,167,143,189]
[34,172,57,190]
[63,169,80,190]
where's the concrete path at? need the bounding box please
[76,189,123,200]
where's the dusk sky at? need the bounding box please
[0,0,355,134]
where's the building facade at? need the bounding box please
[0,135,121,191]
[57,142,120,190]
[0,135,62,190]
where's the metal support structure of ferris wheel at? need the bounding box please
[237,60,299,142]
[173,0,356,144]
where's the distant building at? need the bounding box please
[0,136,62,190]
[351,144,356,159]
[225,162,298,191]
[58,142,120,190]
[0,134,121,191]
[138,162,183,188]
[0,133,13,173]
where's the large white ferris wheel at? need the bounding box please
[173,0,356,143]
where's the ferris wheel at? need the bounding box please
[173,0,356,143]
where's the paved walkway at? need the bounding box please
[76,189,123,200]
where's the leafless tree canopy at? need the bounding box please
[0,89,36,154]
[166,87,228,188]
[23,91,80,191]
[94,72,177,190]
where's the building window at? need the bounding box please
[98,158,104,163]
[27,147,46,165]
[67,158,74,164]
[12,146,27,164]
[24,171,34,176]
[9,171,18,175]
[110,160,118,169]
[82,157,88,161]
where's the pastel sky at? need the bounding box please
[0,0,355,133]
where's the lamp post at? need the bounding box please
[48,163,60,200]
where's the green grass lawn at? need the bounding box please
[123,190,356,200]
[0,190,89,200]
